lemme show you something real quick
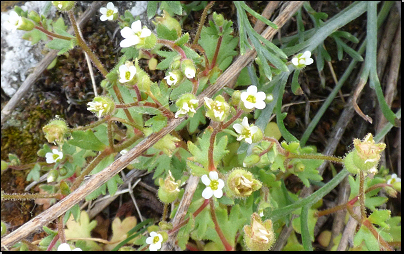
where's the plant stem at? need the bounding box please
[67,10,108,77]
[34,25,72,40]
[157,39,187,59]
[208,125,221,171]
[112,84,136,125]
[107,119,114,149]
[147,91,174,118]
[362,219,393,251]
[46,234,60,251]
[193,1,216,45]
[168,199,209,235]
[210,32,223,69]
[191,78,199,95]
[209,198,233,251]
[1,192,61,201]
[57,216,66,243]
[162,203,168,221]
[359,171,367,221]
[287,153,344,164]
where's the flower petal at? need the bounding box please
[250,126,258,135]
[233,123,243,133]
[202,187,213,199]
[120,26,134,39]
[247,85,257,94]
[255,91,266,101]
[100,15,108,21]
[305,58,314,65]
[291,57,299,66]
[131,20,142,32]
[255,100,266,109]
[213,189,223,198]
[217,179,225,189]
[302,51,311,59]
[107,2,114,9]
[140,28,151,38]
[100,8,107,14]
[201,174,211,186]
[209,171,218,180]
[241,117,249,128]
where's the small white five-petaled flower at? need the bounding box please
[175,100,199,118]
[146,231,163,251]
[57,243,82,251]
[233,117,259,144]
[3,11,23,32]
[240,85,266,110]
[204,97,226,120]
[120,20,152,48]
[291,51,314,68]
[201,171,225,199]
[387,173,401,185]
[99,2,118,21]
[164,72,178,86]
[45,149,63,164]
[118,64,137,83]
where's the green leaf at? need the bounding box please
[145,115,168,133]
[161,1,182,15]
[156,23,178,40]
[292,208,318,242]
[187,128,229,176]
[368,209,391,229]
[188,107,206,134]
[26,163,41,182]
[64,204,81,224]
[86,154,122,200]
[175,32,189,46]
[121,47,139,61]
[156,50,179,70]
[68,130,107,151]
[240,2,278,29]
[22,29,48,45]
[354,224,379,251]
[46,38,76,55]
[147,1,159,19]
[52,17,74,38]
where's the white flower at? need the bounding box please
[164,72,178,86]
[45,149,63,164]
[240,86,266,110]
[291,51,314,68]
[120,20,152,48]
[87,101,107,118]
[3,11,23,32]
[99,2,118,21]
[57,243,82,251]
[175,99,199,118]
[118,64,137,83]
[184,67,195,79]
[387,173,401,185]
[146,232,163,251]
[201,171,225,199]
[233,117,259,144]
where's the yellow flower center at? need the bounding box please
[246,95,256,103]
[153,236,160,244]
[209,180,219,190]
[125,71,131,80]
[106,9,114,17]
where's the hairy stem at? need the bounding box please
[34,25,72,40]
[359,171,367,221]
[209,198,233,251]
[193,1,216,45]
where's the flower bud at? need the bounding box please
[155,10,182,37]
[153,134,180,156]
[47,169,59,183]
[52,1,75,12]
[213,12,224,27]
[344,133,386,174]
[243,213,275,251]
[243,154,260,168]
[230,90,241,107]
[175,93,199,118]
[251,127,263,143]
[18,17,34,31]
[181,59,196,79]
[59,167,68,176]
[60,180,71,196]
[293,160,305,172]
[43,119,70,144]
[158,221,173,231]
[135,62,152,92]
[28,10,40,24]
[158,171,181,204]
[170,58,181,70]
[265,93,274,103]
[148,58,158,71]
[227,168,262,198]
[384,186,397,198]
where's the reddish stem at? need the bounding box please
[210,33,223,70]
[209,198,233,251]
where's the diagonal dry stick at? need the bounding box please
[1,1,304,248]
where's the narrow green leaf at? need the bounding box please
[300,206,313,251]
[162,1,182,15]
[291,69,302,95]
[240,2,278,29]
